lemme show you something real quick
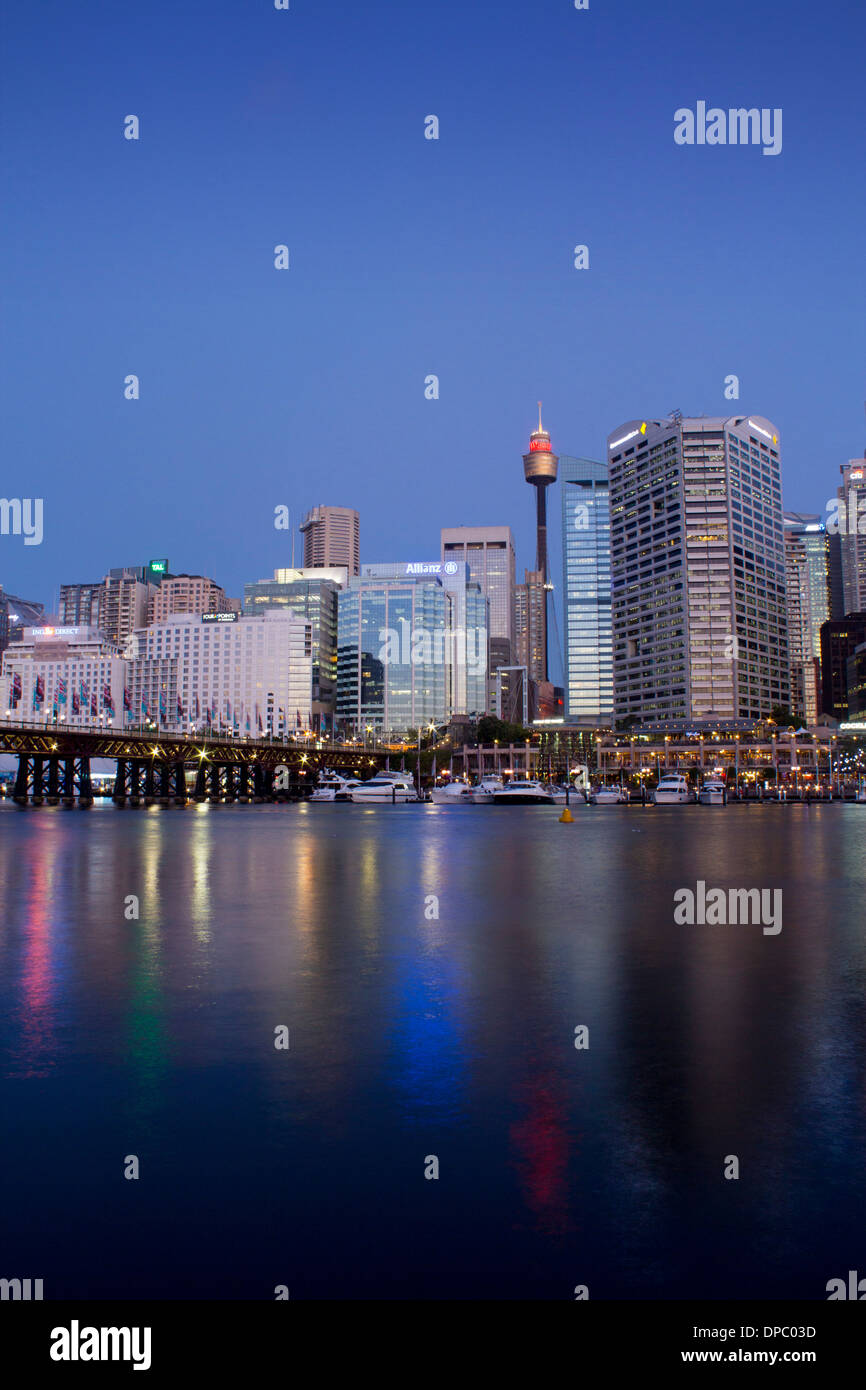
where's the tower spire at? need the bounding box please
[538,401,543,434]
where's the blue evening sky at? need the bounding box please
[2,0,864,655]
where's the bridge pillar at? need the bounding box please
[129,759,142,807]
[113,759,127,806]
[62,757,76,807]
[224,765,236,802]
[159,762,171,805]
[78,757,93,807]
[13,754,30,805]
[193,761,207,801]
[172,762,187,805]
[31,755,45,805]
[144,761,156,805]
[209,763,221,803]
[47,757,61,805]
[238,764,250,802]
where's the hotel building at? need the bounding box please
[243,567,346,729]
[147,574,228,624]
[607,413,788,723]
[0,625,127,728]
[784,513,830,723]
[126,611,313,735]
[837,459,866,613]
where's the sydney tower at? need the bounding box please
[522,403,558,682]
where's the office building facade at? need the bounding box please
[835,460,866,614]
[337,561,487,734]
[301,506,360,575]
[560,455,612,725]
[608,413,788,723]
[784,513,830,723]
[0,625,127,728]
[243,567,346,728]
[820,613,866,723]
[148,575,227,624]
[514,569,546,684]
[440,526,515,669]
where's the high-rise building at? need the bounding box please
[440,526,515,670]
[147,575,227,624]
[127,611,313,735]
[835,460,866,614]
[58,582,104,628]
[607,413,788,723]
[784,514,830,723]
[337,561,487,735]
[820,613,866,722]
[301,506,360,575]
[243,567,347,729]
[59,568,157,646]
[560,456,612,725]
[521,405,558,681]
[0,588,45,656]
[846,642,866,724]
[513,569,546,684]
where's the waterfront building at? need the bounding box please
[440,526,515,669]
[127,611,313,736]
[60,567,157,646]
[58,581,104,628]
[337,561,487,735]
[559,455,613,725]
[836,459,866,613]
[301,505,360,575]
[521,405,558,681]
[607,413,788,723]
[820,612,866,723]
[243,567,346,729]
[147,574,227,624]
[0,624,127,728]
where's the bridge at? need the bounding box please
[0,721,391,806]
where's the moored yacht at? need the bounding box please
[698,778,727,806]
[350,770,419,803]
[309,770,360,802]
[652,773,692,804]
[431,780,474,804]
[470,775,504,804]
[492,779,554,805]
[590,784,627,805]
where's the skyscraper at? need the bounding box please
[607,413,788,723]
[301,505,360,575]
[560,456,612,725]
[835,459,866,613]
[440,526,515,669]
[521,405,558,681]
[244,567,346,729]
[148,575,227,624]
[513,569,546,684]
[784,513,830,723]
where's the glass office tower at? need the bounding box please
[337,562,486,735]
[560,456,613,724]
[243,567,344,728]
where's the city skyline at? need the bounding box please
[2,0,864,608]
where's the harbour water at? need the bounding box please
[1,800,864,1300]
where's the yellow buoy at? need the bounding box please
[559,806,574,823]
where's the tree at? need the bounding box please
[477,715,530,745]
[769,705,806,731]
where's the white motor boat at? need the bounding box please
[492,779,555,805]
[309,770,360,802]
[652,774,692,804]
[350,771,419,803]
[470,776,504,804]
[590,785,627,805]
[430,781,474,804]
[698,778,727,806]
[548,783,584,804]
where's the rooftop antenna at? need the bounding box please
[291,511,295,569]
[537,400,543,433]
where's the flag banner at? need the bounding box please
[71,689,80,715]
[159,691,167,719]
[177,695,184,719]
[123,687,131,712]
[195,695,200,720]
[225,698,232,722]
[141,696,148,718]
[33,675,45,707]
[296,709,302,728]
[90,691,98,717]
[12,671,22,705]
[57,677,67,705]
[256,706,262,732]
[103,683,114,713]
[80,679,88,705]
